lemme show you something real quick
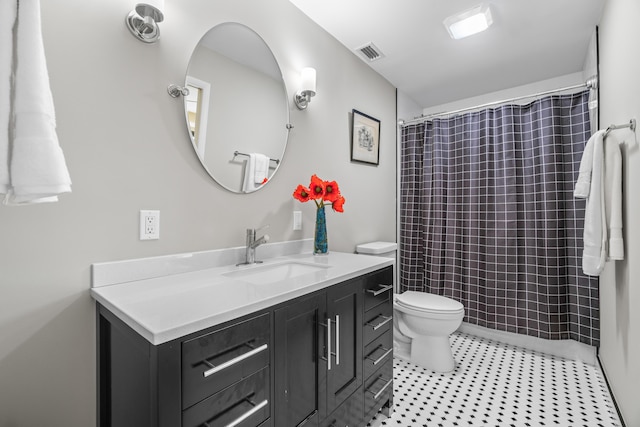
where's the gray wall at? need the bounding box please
[598,0,640,424]
[0,0,396,425]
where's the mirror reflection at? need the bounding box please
[184,22,290,193]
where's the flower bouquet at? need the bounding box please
[293,174,346,254]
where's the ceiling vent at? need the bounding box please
[355,42,385,62]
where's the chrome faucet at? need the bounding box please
[238,225,270,265]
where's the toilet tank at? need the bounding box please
[356,241,398,291]
[355,241,397,258]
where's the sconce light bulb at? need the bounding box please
[295,67,317,110]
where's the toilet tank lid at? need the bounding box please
[396,291,463,312]
[356,241,397,254]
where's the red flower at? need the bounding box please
[293,175,345,213]
[309,174,325,200]
[331,196,346,212]
[293,185,312,202]
[323,180,341,203]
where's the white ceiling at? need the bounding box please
[289,0,606,109]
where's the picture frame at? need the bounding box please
[351,109,380,165]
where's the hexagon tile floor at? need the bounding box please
[368,332,622,427]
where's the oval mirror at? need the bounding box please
[183,22,290,193]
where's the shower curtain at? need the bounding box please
[400,90,599,347]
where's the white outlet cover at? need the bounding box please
[140,210,160,240]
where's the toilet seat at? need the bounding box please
[396,291,464,315]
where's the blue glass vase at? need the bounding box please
[314,205,329,255]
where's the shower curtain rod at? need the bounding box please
[399,78,596,127]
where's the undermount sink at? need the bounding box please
[224,261,330,285]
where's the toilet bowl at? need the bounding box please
[393,291,464,373]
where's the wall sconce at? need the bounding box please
[294,67,317,110]
[126,0,164,43]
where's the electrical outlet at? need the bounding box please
[140,210,160,240]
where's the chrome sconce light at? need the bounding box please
[126,0,164,43]
[294,67,317,110]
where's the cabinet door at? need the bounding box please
[274,293,327,427]
[326,279,363,415]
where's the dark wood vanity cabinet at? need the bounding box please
[274,277,363,427]
[362,267,394,421]
[97,265,393,427]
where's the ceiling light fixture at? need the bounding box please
[444,4,493,40]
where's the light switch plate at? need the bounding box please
[293,211,302,230]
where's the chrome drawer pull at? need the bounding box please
[367,315,392,331]
[366,347,392,366]
[203,343,268,378]
[334,315,340,366]
[223,399,268,427]
[368,377,393,401]
[325,317,332,371]
[366,284,393,297]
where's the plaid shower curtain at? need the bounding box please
[399,90,599,346]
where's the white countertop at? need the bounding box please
[91,251,393,345]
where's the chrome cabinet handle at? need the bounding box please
[366,284,393,297]
[368,377,393,401]
[334,315,340,366]
[326,317,332,371]
[203,343,268,378]
[366,315,392,331]
[367,347,392,366]
[223,399,268,427]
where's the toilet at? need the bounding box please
[356,242,465,373]
[394,291,464,372]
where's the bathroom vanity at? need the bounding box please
[92,247,393,427]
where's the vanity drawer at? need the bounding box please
[182,366,270,427]
[363,359,393,422]
[363,302,392,345]
[363,267,393,312]
[182,313,270,409]
[364,330,393,380]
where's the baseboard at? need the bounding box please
[458,322,597,365]
[597,355,627,427]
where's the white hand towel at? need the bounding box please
[581,131,606,276]
[5,0,71,205]
[242,154,258,193]
[0,0,17,195]
[574,130,605,199]
[604,139,623,260]
[253,153,269,184]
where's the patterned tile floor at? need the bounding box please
[368,332,622,427]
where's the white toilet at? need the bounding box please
[394,291,464,372]
[355,242,465,373]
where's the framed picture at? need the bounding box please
[351,109,380,165]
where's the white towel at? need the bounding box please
[242,154,258,193]
[579,131,606,276]
[253,153,269,184]
[574,130,604,198]
[241,153,269,193]
[575,129,625,276]
[604,139,623,260]
[0,0,17,195]
[4,0,71,205]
